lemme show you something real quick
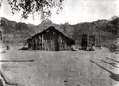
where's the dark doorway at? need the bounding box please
[89,35,95,46]
[54,33,59,51]
[81,34,88,50]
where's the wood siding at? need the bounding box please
[81,34,102,50]
[24,26,75,51]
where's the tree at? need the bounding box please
[110,16,119,25]
[0,0,65,19]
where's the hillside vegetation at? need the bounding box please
[0,17,119,51]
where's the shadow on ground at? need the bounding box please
[90,60,119,81]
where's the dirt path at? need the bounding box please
[0,49,119,86]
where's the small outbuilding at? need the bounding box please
[22,26,75,51]
[81,33,102,50]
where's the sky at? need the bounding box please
[0,0,119,25]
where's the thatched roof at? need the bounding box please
[28,26,75,45]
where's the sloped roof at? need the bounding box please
[30,26,75,44]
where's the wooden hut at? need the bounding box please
[81,33,102,50]
[23,26,75,51]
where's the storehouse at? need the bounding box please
[23,26,75,51]
[81,33,102,50]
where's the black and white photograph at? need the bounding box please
[0,0,119,86]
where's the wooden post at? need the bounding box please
[99,34,102,47]
[34,38,37,50]
[31,39,33,50]
[94,34,96,47]
[42,34,44,50]
[36,37,39,50]
[87,34,89,50]
[32,39,34,50]
[0,31,2,40]
[34,38,35,50]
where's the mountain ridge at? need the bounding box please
[0,17,119,51]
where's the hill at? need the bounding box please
[0,17,119,51]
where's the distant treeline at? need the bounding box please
[0,17,119,51]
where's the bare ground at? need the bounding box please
[0,48,119,86]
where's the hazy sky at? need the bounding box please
[0,0,119,25]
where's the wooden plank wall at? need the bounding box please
[81,34,102,50]
[95,34,102,47]
[26,30,73,51]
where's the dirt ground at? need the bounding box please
[0,47,119,86]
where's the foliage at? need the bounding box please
[102,40,118,52]
[1,17,119,50]
[110,16,119,26]
[0,0,65,19]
